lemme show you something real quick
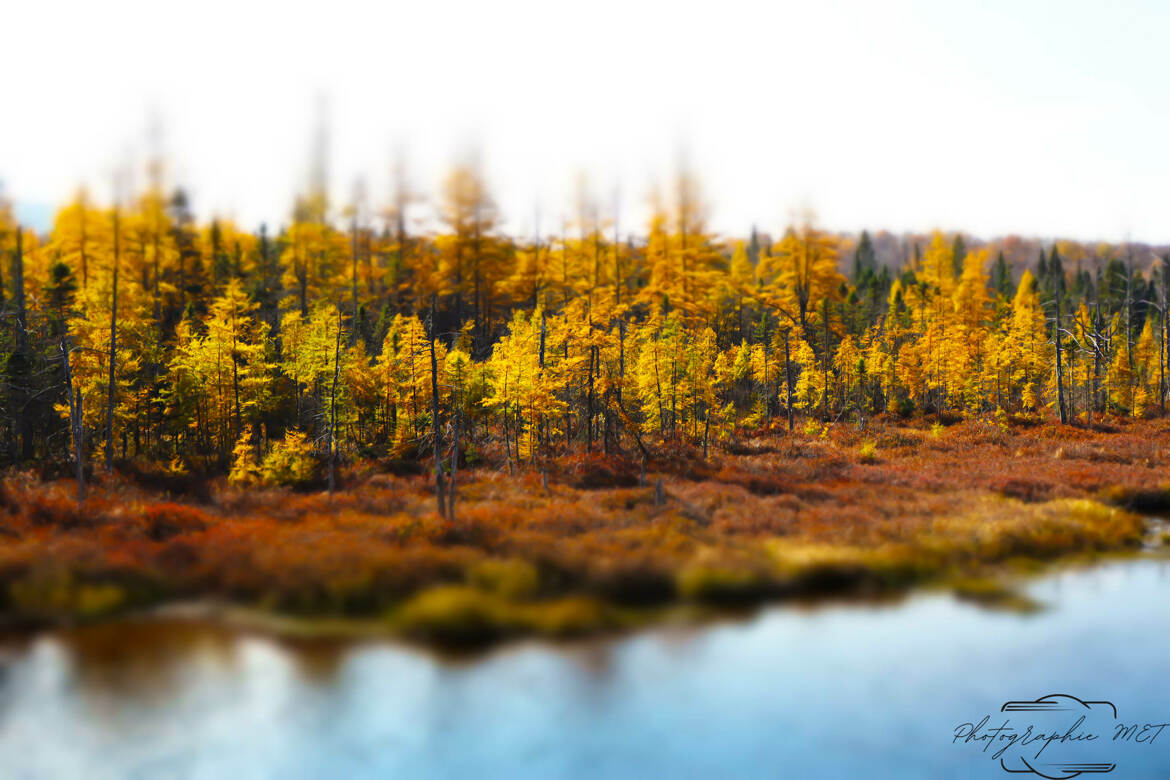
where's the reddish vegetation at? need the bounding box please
[0,416,1162,640]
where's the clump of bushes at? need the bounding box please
[8,568,127,619]
[262,431,320,487]
[134,503,210,540]
[392,585,613,644]
[1097,484,1170,513]
[229,429,320,488]
[394,586,514,644]
[467,558,539,599]
[228,425,263,486]
[1,416,1164,647]
[564,453,642,489]
[858,441,878,463]
[525,597,610,637]
[676,565,768,603]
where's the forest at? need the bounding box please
[0,164,1167,640]
[3,166,1169,488]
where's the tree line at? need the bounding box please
[2,166,1168,510]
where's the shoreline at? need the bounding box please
[3,526,1165,654]
[3,418,1169,650]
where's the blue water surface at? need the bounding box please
[1,558,1168,779]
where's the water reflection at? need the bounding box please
[1,559,1169,778]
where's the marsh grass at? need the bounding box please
[0,416,1159,643]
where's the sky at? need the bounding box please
[2,0,1168,243]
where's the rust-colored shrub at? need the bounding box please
[0,417,1162,638]
[134,503,211,541]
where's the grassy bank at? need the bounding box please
[1,416,1164,646]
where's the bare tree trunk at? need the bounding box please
[79,203,90,288]
[61,340,85,501]
[613,214,621,306]
[821,300,830,420]
[616,319,625,450]
[106,209,120,473]
[1125,255,1134,393]
[1054,287,1068,424]
[428,300,447,518]
[231,302,242,446]
[586,343,595,451]
[447,394,459,522]
[328,310,342,495]
[1092,300,1102,418]
[13,227,26,351]
[12,227,28,462]
[1162,261,1168,415]
[783,329,795,432]
[702,412,711,459]
[351,213,360,345]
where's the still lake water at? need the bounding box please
[1,558,1169,779]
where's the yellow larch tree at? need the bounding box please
[167,279,273,459]
[1007,270,1051,411]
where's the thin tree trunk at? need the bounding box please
[106,209,120,473]
[351,214,360,345]
[821,300,830,420]
[586,343,595,451]
[12,227,28,462]
[1055,288,1067,424]
[13,227,26,352]
[328,310,342,495]
[1162,262,1168,414]
[231,302,242,443]
[428,300,447,518]
[448,394,459,522]
[783,329,794,432]
[61,340,85,501]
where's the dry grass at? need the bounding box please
[0,415,1160,644]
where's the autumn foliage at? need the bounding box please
[2,168,1169,491]
[0,416,1160,643]
[1,164,1167,641]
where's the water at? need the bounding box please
[2,558,1169,779]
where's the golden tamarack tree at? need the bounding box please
[2,167,1169,488]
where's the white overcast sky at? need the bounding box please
[2,0,1168,243]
